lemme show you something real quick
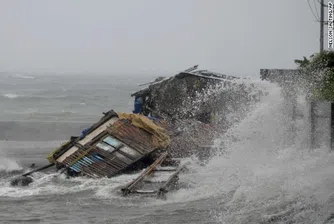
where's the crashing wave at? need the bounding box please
[0,158,22,172]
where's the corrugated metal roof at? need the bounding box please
[177,70,240,81]
[131,66,244,97]
[107,119,157,154]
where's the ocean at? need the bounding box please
[1,73,334,224]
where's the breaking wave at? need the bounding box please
[162,81,334,223]
[12,74,35,79]
[1,77,333,223]
[3,93,20,99]
[3,93,69,100]
[0,170,140,199]
[0,158,22,172]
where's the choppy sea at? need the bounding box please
[1,73,334,224]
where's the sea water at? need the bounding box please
[0,73,333,224]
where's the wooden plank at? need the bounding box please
[135,190,157,194]
[331,102,334,150]
[122,152,168,196]
[78,117,118,145]
[157,165,185,199]
[57,146,79,163]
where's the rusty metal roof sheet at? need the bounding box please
[131,65,243,97]
[107,119,157,154]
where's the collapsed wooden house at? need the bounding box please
[47,110,172,178]
[13,66,266,198]
[45,65,264,179]
[130,66,267,159]
[42,109,184,198]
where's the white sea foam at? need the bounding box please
[156,81,334,223]
[0,158,22,172]
[12,74,35,79]
[0,171,141,199]
[61,109,76,114]
[1,78,333,223]
[3,93,20,99]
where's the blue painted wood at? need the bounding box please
[89,156,99,162]
[94,155,104,161]
[83,157,94,164]
[78,160,88,167]
[70,166,80,172]
[72,163,81,171]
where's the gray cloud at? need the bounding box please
[0,0,322,76]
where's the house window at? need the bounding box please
[96,142,116,152]
[102,136,123,149]
[119,146,142,159]
[113,151,133,164]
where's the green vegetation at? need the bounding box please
[295,50,334,101]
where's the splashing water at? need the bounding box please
[0,158,22,172]
[1,78,334,223]
[168,80,334,223]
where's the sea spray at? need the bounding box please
[0,77,333,223]
[0,158,22,172]
[172,80,334,223]
[0,145,22,172]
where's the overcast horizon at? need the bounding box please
[0,0,327,77]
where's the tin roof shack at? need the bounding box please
[132,66,266,159]
[47,110,171,178]
[133,66,237,123]
[132,66,265,132]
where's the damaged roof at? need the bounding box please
[49,112,170,179]
[131,65,241,97]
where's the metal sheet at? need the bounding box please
[108,120,156,154]
[113,151,133,165]
[56,146,79,163]
[78,117,118,145]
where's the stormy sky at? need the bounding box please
[0,0,326,76]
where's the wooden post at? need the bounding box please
[22,163,55,177]
[331,102,334,150]
[320,0,325,52]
